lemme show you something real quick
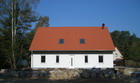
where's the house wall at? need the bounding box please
[113,47,123,60]
[31,54,113,69]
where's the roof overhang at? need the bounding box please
[30,50,115,51]
[30,50,114,54]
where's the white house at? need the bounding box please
[29,26,115,69]
[113,47,123,60]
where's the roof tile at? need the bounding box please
[29,27,115,51]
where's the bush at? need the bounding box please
[125,60,140,67]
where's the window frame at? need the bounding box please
[80,39,85,44]
[85,55,88,63]
[59,39,64,44]
[99,55,103,63]
[41,55,45,63]
[56,55,59,63]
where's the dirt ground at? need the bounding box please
[0,78,138,83]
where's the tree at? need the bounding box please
[25,16,49,50]
[35,16,49,28]
[111,30,140,61]
[111,30,130,56]
[128,39,140,61]
[0,0,40,68]
[0,28,13,68]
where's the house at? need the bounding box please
[113,47,123,60]
[29,26,115,69]
[113,47,125,66]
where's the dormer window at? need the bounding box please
[80,39,85,44]
[59,39,64,44]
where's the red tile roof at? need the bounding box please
[29,27,115,51]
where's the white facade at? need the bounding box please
[113,47,123,60]
[31,54,113,69]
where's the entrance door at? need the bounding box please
[69,55,74,68]
[71,57,73,66]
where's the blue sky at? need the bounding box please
[35,0,140,37]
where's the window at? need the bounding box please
[85,55,88,63]
[115,53,118,57]
[99,56,103,63]
[59,39,64,44]
[80,39,85,44]
[41,56,45,63]
[56,56,59,63]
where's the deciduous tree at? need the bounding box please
[0,0,40,68]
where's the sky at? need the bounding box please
[35,0,140,37]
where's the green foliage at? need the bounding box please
[128,39,140,61]
[0,0,49,68]
[0,0,40,68]
[35,16,49,28]
[0,28,12,68]
[25,16,50,47]
[111,30,140,61]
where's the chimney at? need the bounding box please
[102,23,105,29]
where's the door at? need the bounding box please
[69,55,74,68]
[71,57,73,66]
